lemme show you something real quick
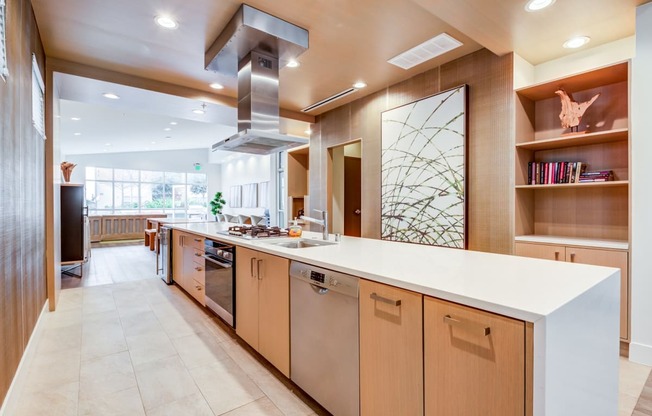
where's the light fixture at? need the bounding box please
[74,132,81,136]
[71,117,81,121]
[305,129,312,135]
[103,93,120,100]
[286,59,300,68]
[193,103,207,115]
[353,81,367,89]
[563,36,591,49]
[164,127,171,131]
[104,143,111,146]
[524,0,555,12]
[155,15,178,29]
[151,141,157,144]
[209,82,224,90]
[170,121,178,125]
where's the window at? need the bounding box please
[1,0,8,79]
[85,167,208,218]
[277,152,286,226]
[32,55,45,137]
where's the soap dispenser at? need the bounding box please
[288,218,303,237]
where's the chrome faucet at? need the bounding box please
[300,209,329,240]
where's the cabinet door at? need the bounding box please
[424,297,525,416]
[515,242,565,261]
[566,247,629,340]
[172,231,186,288]
[258,252,290,377]
[235,246,259,349]
[359,279,423,416]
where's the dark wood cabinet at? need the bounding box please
[60,184,86,263]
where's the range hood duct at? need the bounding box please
[206,5,309,155]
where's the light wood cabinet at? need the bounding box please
[515,241,629,340]
[424,297,526,416]
[235,246,290,377]
[172,230,206,306]
[359,279,423,416]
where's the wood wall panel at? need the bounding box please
[0,0,46,406]
[314,49,514,253]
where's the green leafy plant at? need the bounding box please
[209,191,226,215]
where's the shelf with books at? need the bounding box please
[515,180,628,190]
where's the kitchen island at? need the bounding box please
[168,221,620,416]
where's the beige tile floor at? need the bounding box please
[3,245,652,415]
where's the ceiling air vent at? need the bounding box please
[302,87,357,113]
[388,33,463,70]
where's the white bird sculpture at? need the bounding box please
[554,89,601,132]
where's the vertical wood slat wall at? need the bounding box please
[311,49,515,254]
[0,0,46,405]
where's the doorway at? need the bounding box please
[328,140,362,237]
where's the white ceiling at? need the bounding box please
[34,0,646,159]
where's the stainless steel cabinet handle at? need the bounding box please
[250,257,256,278]
[194,266,202,271]
[443,314,491,337]
[194,252,202,257]
[370,292,401,306]
[194,238,202,242]
[257,259,263,280]
[569,252,576,262]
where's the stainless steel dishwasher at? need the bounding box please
[290,261,359,416]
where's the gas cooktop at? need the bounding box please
[219,225,289,239]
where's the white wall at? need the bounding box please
[62,148,222,214]
[220,154,271,218]
[630,2,652,366]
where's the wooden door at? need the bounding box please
[172,231,186,288]
[359,279,423,416]
[566,247,629,340]
[235,246,260,349]
[514,242,565,261]
[344,156,362,237]
[258,252,290,377]
[424,297,525,416]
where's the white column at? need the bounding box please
[630,1,652,365]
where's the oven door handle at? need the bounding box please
[202,254,232,268]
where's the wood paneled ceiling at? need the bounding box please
[31,0,644,116]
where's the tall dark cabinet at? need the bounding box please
[61,184,88,264]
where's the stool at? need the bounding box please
[144,229,157,251]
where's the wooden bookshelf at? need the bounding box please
[514,62,631,341]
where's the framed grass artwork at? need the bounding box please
[381,85,467,248]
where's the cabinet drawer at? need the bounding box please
[424,297,525,416]
[360,280,423,416]
[190,259,205,286]
[188,278,205,305]
[515,242,565,261]
[186,234,205,250]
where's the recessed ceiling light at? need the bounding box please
[286,59,300,68]
[103,93,120,100]
[164,127,171,131]
[74,132,81,136]
[563,36,591,49]
[155,15,178,29]
[192,109,205,115]
[103,149,108,152]
[151,141,157,144]
[524,0,555,12]
[170,121,178,125]
[71,117,81,121]
[105,143,111,146]
[352,82,367,89]
[209,83,224,90]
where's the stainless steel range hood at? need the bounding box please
[207,5,309,155]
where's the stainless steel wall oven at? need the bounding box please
[203,239,235,327]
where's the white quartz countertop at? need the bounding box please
[171,222,619,323]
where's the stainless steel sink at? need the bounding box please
[265,239,338,249]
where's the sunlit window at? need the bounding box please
[85,167,208,219]
[1,0,9,79]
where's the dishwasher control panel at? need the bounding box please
[292,261,359,297]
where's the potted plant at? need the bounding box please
[209,191,226,220]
